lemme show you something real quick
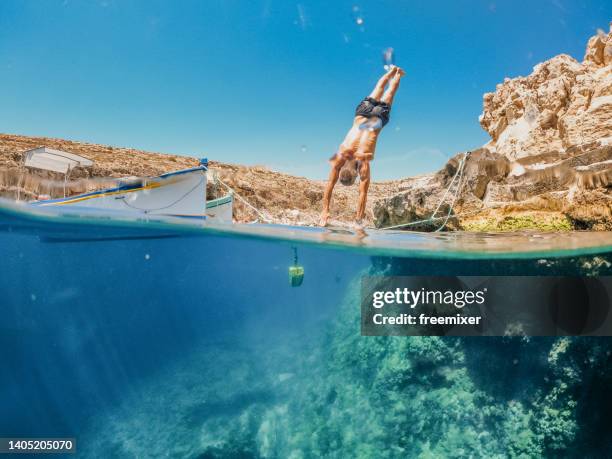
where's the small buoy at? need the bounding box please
[289,247,304,287]
[289,265,305,287]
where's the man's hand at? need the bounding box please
[352,218,365,230]
[319,210,330,227]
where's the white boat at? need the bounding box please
[205,194,234,222]
[24,146,94,173]
[29,157,233,222]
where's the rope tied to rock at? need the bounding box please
[375,151,470,232]
[212,172,275,224]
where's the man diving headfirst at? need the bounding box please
[320,65,405,226]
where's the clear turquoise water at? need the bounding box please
[1,200,612,458]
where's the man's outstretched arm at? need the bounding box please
[320,157,345,226]
[356,160,371,223]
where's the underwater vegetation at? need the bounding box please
[461,213,574,232]
[85,253,612,459]
[194,301,612,458]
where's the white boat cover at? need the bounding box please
[24,147,94,174]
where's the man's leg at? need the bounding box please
[368,67,398,100]
[381,69,404,105]
[320,155,347,226]
[356,160,371,223]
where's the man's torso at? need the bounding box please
[339,116,382,161]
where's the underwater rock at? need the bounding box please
[191,277,612,457]
[78,257,612,457]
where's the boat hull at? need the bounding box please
[206,195,233,223]
[32,167,209,219]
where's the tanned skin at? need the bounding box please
[320,66,405,226]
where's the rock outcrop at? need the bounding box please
[375,24,612,231]
[479,25,612,159]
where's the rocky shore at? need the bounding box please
[0,26,610,230]
[375,24,612,231]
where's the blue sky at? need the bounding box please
[0,1,609,180]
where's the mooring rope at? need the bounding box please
[214,174,274,223]
[213,152,470,230]
[433,152,469,232]
[375,152,470,231]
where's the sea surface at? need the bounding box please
[1,200,612,458]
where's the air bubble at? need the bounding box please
[351,5,364,30]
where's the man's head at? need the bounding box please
[339,160,359,186]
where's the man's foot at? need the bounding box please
[319,211,330,227]
[396,67,406,77]
[383,65,398,78]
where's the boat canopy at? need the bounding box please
[24,147,94,174]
